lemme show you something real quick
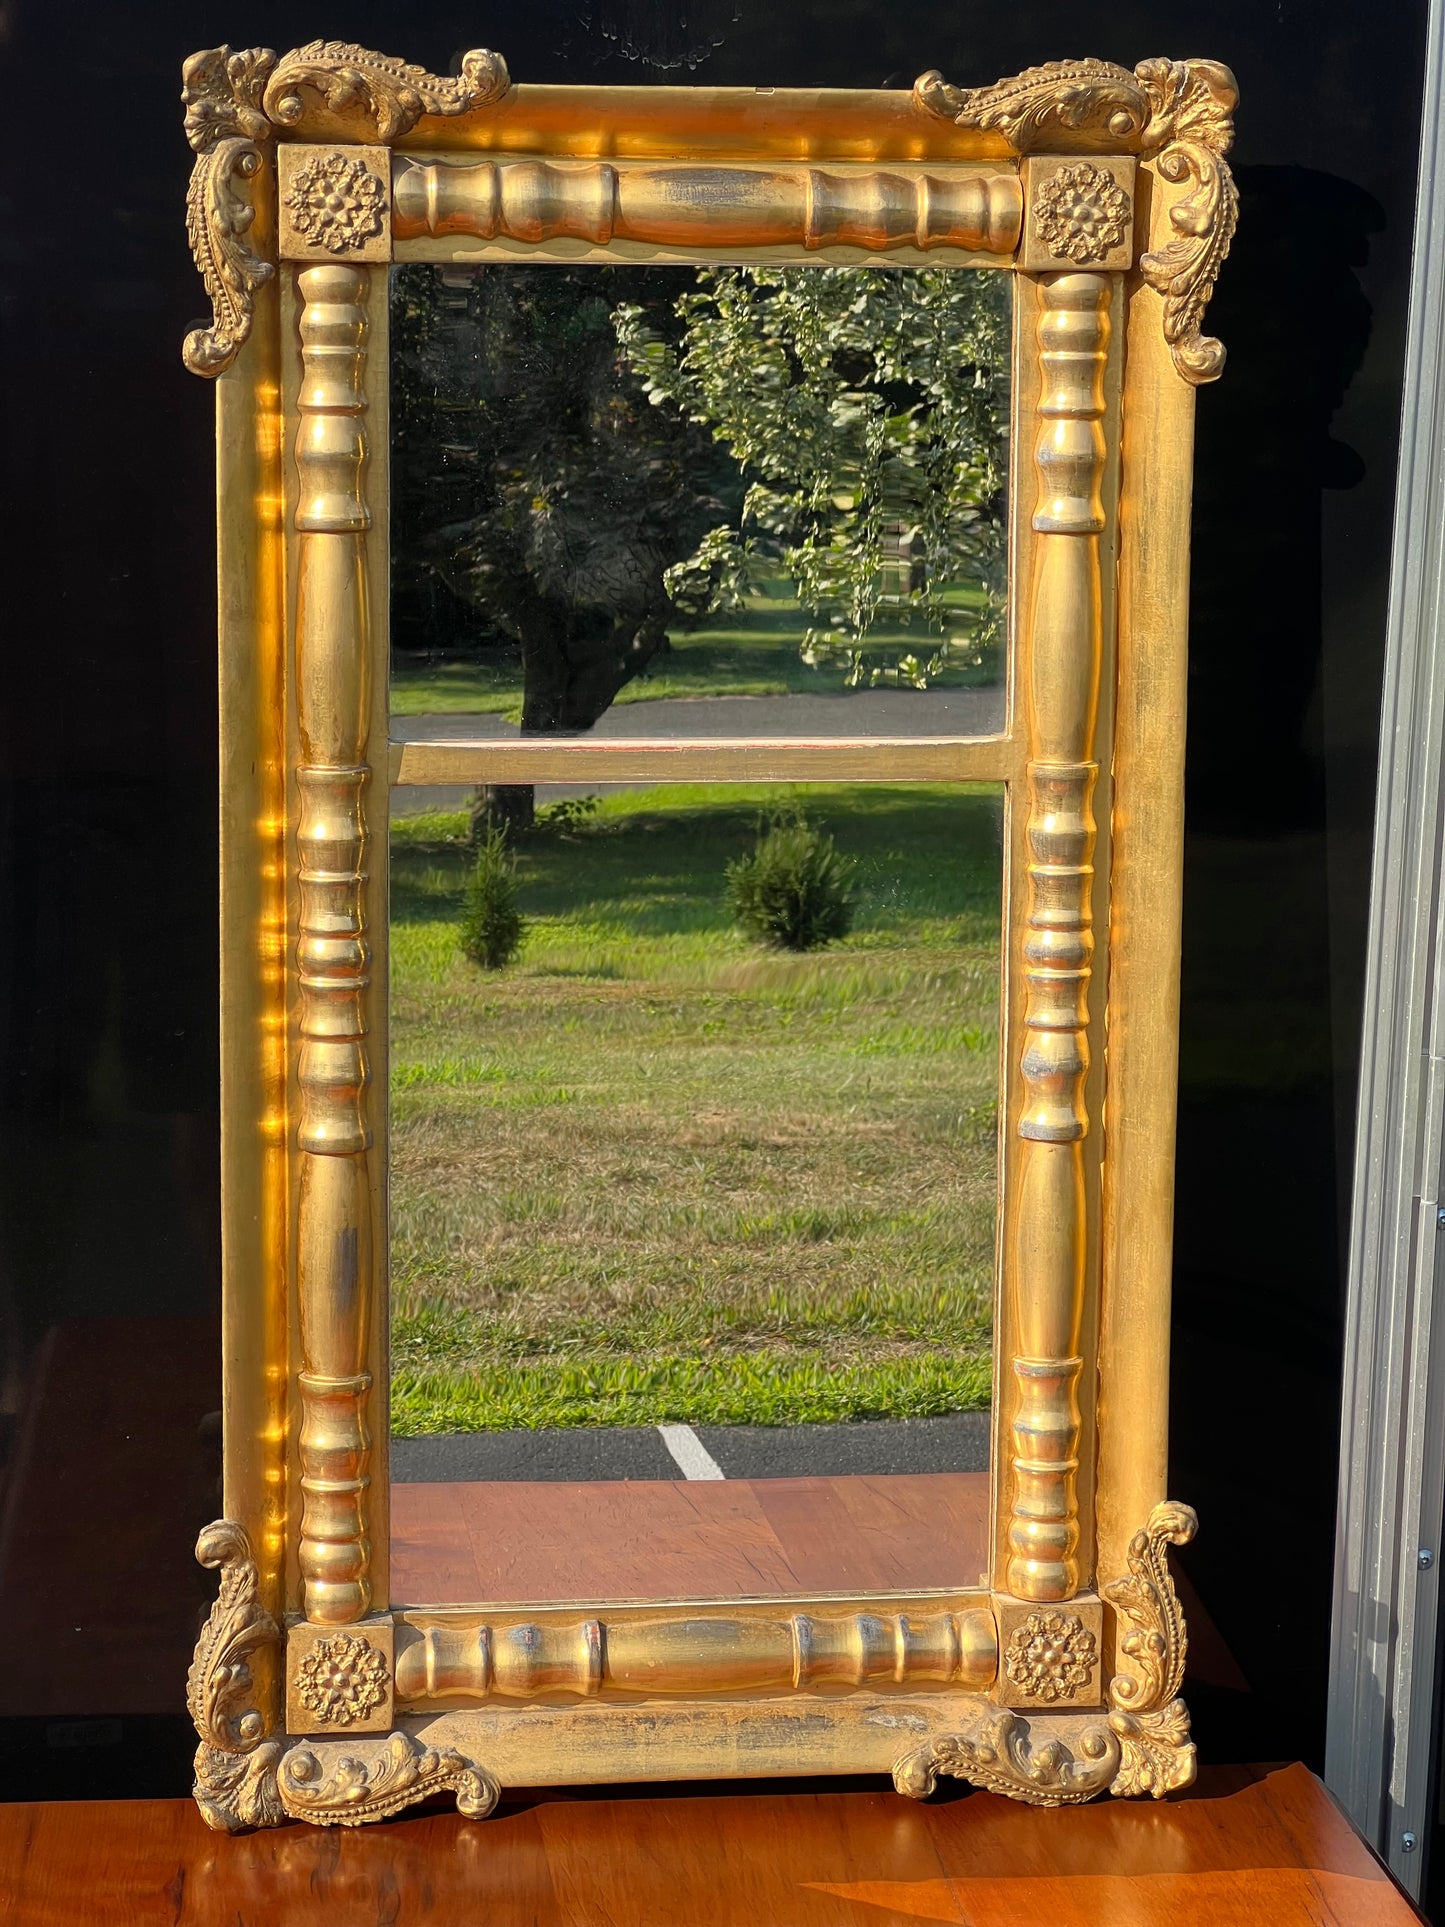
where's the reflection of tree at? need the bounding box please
[618,267,1011,689]
[391,261,1011,790]
[392,264,742,736]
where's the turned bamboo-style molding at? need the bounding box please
[391,156,1022,256]
[393,1604,1000,1705]
[1003,272,1110,1604]
[292,262,376,1626]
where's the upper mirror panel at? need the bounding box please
[390,262,1010,766]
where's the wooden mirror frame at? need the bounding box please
[181,41,1236,1831]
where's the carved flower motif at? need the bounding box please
[284,150,386,254]
[1033,163,1131,264]
[1004,1610,1097,1702]
[295,1632,389,1725]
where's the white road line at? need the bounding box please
[657,1423,726,1480]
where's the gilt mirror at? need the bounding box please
[183,41,1236,1830]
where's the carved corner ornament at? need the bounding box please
[915,57,1238,382]
[189,1521,501,1830]
[181,41,510,375]
[893,1502,1199,1807]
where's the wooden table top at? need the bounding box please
[0,1763,1422,1925]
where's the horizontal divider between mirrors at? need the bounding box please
[388,737,1013,787]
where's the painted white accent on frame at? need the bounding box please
[658,1424,726,1481]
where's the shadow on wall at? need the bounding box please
[1171,164,1384,1771]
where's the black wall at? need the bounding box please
[0,0,1426,1799]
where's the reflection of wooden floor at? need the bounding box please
[392,1471,991,1605]
[2,1766,1422,1925]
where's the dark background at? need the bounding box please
[0,0,1426,1809]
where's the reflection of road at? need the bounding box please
[390,686,1006,814]
[392,1412,990,1483]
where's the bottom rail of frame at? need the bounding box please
[190,1503,1198,1828]
[193,1693,1196,1830]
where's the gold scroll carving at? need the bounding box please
[391,157,1022,256]
[914,57,1237,381]
[181,41,510,373]
[893,1501,1198,1806]
[190,1522,498,1829]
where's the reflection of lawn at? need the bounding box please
[390,582,997,717]
[390,784,1001,1433]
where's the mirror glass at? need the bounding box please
[389,260,1011,805]
[386,779,1003,1605]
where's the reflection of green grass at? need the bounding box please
[390,784,1002,1432]
[390,582,996,717]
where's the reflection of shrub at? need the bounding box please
[726,813,855,952]
[460,828,524,970]
[534,794,601,835]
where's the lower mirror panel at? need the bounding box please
[388,780,1003,1608]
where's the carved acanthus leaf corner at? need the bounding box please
[278,1732,502,1826]
[191,1523,503,1829]
[912,60,1148,149]
[261,41,511,139]
[894,1704,1119,1807]
[1133,60,1239,385]
[1104,1499,1199,1798]
[181,40,510,376]
[913,56,1237,383]
[893,1500,1198,1808]
[188,1520,285,1832]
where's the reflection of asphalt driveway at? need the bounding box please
[391,1411,991,1483]
[390,686,1006,813]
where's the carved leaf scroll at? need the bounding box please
[190,1522,503,1830]
[914,56,1237,382]
[278,1732,502,1826]
[1104,1499,1199,1797]
[181,40,510,375]
[913,60,1149,149]
[893,1501,1198,1808]
[1133,60,1240,384]
[894,1706,1119,1807]
[188,1521,285,1832]
[262,41,511,140]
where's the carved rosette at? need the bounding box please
[1032,163,1131,265]
[181,40,510,375]
[296,1632,390,1725]
[284,150,386,255]
[914,56,1237,382]
[1003,1610,1097,1703]
[893,1502,1197,1806]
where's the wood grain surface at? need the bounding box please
[0,1765,1422,1925]
[391,1472,992,1604]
